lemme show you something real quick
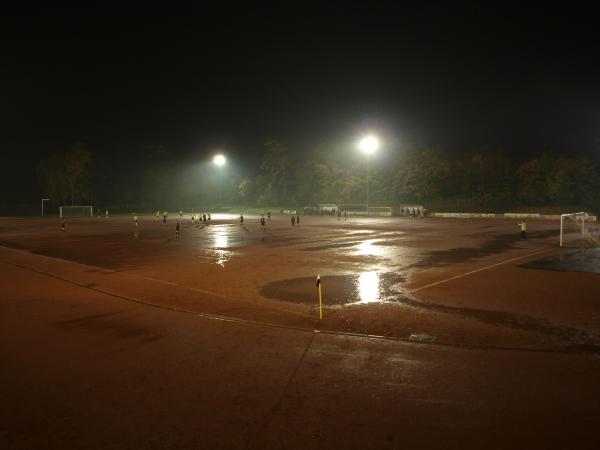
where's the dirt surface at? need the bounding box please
[1,213,599,353]
[2,214,600,448]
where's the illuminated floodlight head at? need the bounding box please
[359,135,379,155]
[213,154,226,166]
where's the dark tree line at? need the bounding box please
[37,141,600,213]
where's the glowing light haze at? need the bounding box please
[213,154,226,166]
[358,136,379,154]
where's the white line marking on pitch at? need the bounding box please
[407,248,553,294]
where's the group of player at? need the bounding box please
[61,209,303,237]
[400,207,424,219]
[257,211,272,228]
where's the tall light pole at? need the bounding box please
[358,136,379,215]
[212,154,226,205]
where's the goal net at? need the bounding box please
[560,212,600,247]
[367,206,393,216]
[338,204,392,216]
[59,205,93,218]
[317,204,338,215]
[339,204,367,216]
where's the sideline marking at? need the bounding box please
[407,248,554,294]
[0,243,306,318]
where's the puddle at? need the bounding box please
[353,239,386,257]
[411,230,557,267]
[213,249,231,267]
[520,248,600,274]
[301,241,361,251]
[259,271,406,305]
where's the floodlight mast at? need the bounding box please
[358,136,379,214]
[212,154,226,205]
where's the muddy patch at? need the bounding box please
[397,296,600,352]
[260,272,406,305]
[520,248,600,274]
[412,230,556,267]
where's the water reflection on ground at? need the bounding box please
[354,239,385,257]
[259,271,406,305]
[190,224,237,267]
[355,271,380,303]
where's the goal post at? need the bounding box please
[560,212,599,247]
[339,204,367,216]
[317,204,338,215]
[367,206,393,216]
[338,204,393,216]
[59,205,93,218]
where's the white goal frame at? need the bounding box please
[560,212,599,247]
[367,206,393,216]
[339,204,367,216]
[59,205,93,218]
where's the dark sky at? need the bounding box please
[2,6,599,201]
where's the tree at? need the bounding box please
[63,143,93,205]
[37,143,93,205]
[237,176,256,204]
[259,140,295,204]
[37,154,68,204]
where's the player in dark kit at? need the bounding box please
[175,220,180,239]
[240,213,244,224]
[260,216,266,229]
[296,214,300,227]
[291,215,295,227]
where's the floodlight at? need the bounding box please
[359,136,379,154]
[213,154,226,166]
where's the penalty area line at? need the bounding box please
[407,248,554,294]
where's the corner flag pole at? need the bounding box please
[316,274,322,320]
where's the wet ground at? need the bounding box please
[520,247,600,274]
[3,257,599,450]
[1,213,599,354]
[2,214,600,448]
[260,272,407,305]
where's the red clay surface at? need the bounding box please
[1,214,600,449]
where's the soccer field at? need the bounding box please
[1,213,599,353]
[2,213,600,449]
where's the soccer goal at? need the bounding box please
[339,204,367,216]
[339,204,393,216]
[59,205,93,218]
[560,212,600,247]
[317,204,338,215]
[367,206,393,216]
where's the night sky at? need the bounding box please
[2,6,599,201]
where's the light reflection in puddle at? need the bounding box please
[259,271,406,305]
[355,239,385,257]
[214,250,231,267]
[212,228,231,266]
[355,271,380,303]
[214,229,229,249]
